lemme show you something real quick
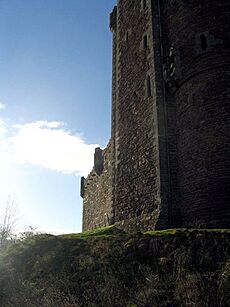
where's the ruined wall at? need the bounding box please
[82,142,114,231]
[162,0,230,228]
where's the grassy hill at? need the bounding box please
[0,227,229,306]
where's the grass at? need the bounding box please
[60,225,230,239]
[59,225,125,239]
[145,228,230,236]
[0,226,229,306]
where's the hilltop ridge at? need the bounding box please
[0,227,229,306]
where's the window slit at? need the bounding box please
[200,34,208,50]
[143,35,148,49]
[146,75,152,97]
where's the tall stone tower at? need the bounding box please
[81,0,230,231]
[161,0,230,228]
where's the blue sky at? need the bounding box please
[0,0,116,233]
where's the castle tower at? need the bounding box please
[161,0,230,228]
[81,0,230,231]
[109,0,176,231]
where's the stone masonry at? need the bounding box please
[82,141,114,231]
[81,0,230,231]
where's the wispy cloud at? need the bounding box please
[0,120,98,176]
[0,103,6,110]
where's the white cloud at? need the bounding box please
[13,120,64,130]
[0,103,6,110]
[0,118,7,135]
[0,120,98,176]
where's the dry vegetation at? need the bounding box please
[0,227,229,306]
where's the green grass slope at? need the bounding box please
[0,227,229,307]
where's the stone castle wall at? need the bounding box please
[162,0,230,227]
[112,0,163,231]
[81,0,230,232]
[82,141,114,231]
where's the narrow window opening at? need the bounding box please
[146,75,152,97]
[125,31,129,42]
[189,92,196,106]
[142,0,147,10]
[192,93,195,106]
[200,34,208,50]
[143,35,148,49]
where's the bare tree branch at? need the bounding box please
[0,197,20,248]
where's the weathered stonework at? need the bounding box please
[161,0,230,228]
[81,0,230,231]
[82,141,113,231]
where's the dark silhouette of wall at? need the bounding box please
[162,0,230,228]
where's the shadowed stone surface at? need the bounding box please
[81,0,230,231]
